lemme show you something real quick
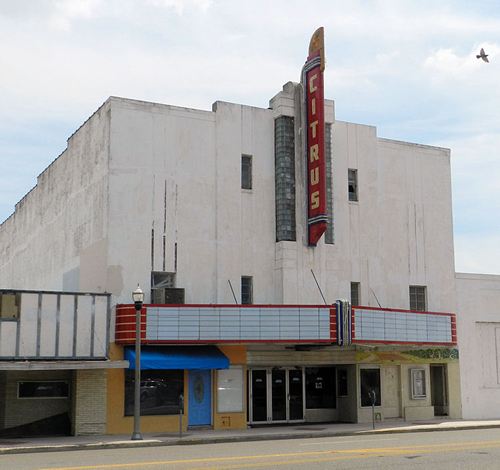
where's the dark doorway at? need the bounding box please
[248,368,305,424]
[288,369,304,421]
[271,369,286,421]
[431,365,448,416]
[251,370,268,422]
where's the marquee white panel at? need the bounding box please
[146,306,332,342]
[354,308,453,343]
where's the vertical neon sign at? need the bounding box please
[303,27,327,246]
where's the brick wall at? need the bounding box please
[72,369,107,435]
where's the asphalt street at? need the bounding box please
[3,428,500,470]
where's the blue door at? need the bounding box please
[188,370,211,426]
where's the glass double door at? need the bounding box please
[249,368,304,424]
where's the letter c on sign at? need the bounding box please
[309,74,318,93]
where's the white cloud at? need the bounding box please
[146,0,212,15]
[424,48,476,74]
[49,0,101,30]
[443,131,500,275]
[424,43,499,77]
[455,233,500,275]
[0,0,102,30]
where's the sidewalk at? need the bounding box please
[2,418,500,455]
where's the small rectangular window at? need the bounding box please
[410,368,427,399]
[0,293,20,320]
[348,169,358,202]
[409,285,427,311]
[350,282,360,306]
[241,276,253,304]
[18,381,69,399]
[360,368,381,407]
[241,154,252,190]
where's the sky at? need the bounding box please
[0,0,499,274]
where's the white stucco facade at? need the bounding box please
[0,104,111,292]
[0,88,456,313]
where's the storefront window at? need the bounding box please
[360,368,381,407]
[217,366,244,413]
[305,367,336,409]
[410,368,427,399]
[125,370,183,416]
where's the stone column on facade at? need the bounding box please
[72,369,107,435]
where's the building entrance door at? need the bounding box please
[271,369,287,421]
[431,365,448,416]
[250,369,268,422]
[288,369,304,420]
[249,368,304,424]
[188,370,212,426]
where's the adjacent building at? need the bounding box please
[456,273,500,419]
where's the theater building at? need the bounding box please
[0,30,463,435]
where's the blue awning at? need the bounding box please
[124,346,230,370]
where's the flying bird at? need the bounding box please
[476,48,489,63]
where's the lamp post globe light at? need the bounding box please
[131,285,144,440]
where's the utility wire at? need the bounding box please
[227,280,238,304]
[311,269,328,305]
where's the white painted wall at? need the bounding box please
[269,85,455,313]
[105,98,275,304]
[456,273,500,418]
[0,102,111,293]
[0,87,456,315]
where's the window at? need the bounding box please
[217,366,244,413]
[125,370,183,416]
[18,381,69,399]
[305,367,336,409]
[348,169,358,202]
[241,154,252,190]
[410,368,427,399]
[409,285,427,311]
[350,282,360,306]
[241,276,253,304]
[0,293,20,320]
[360,368,381,407]
[338,368,348,397]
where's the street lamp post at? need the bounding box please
[131,285,144,441]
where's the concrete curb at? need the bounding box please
[2,423,500,455]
